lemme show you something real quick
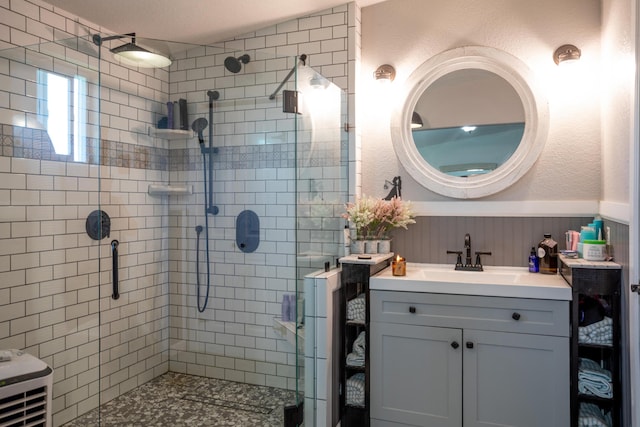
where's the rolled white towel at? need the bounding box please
[578,358,613,399]
[579,317,613,346]
[347,294,366,321]
[346,352,365,367]
[346,373,366,407]
[578,402,612,427]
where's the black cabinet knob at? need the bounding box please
[512,312,521,321]
[466,341,474,349]
[451,341,459,349]
[409,306,416,314]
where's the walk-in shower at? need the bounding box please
[0,28,347,427]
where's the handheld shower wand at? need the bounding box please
[191,117,208,145]
[192,116,211,313]
[191,91,220,313]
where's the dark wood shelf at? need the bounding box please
[577,342,613,349]
[578,394,615,405]
[339,257,392,427]
[561,258,622,427]
[345,320,366,327]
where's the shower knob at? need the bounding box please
[85,210,110,240]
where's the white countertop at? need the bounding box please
[339,253,395,265]
[370,263,572,301]
[559,254,621,269]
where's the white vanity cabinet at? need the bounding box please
[370,291,570,427]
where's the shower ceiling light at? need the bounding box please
[111,42,172,68]
[553,44,581,65]
[92,33,172,68]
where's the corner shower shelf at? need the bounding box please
[148,184,193,196]
[273,318,304,349]
[148,127,192,140]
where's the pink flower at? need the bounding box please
[343,195,415,239]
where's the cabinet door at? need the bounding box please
[370,321,462,427]
[463,330,570,427]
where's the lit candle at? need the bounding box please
[392,255,406,276]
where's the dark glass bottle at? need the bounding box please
[537,233,558,274]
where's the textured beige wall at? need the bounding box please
[601,0,634,205]
[360,0,604,204]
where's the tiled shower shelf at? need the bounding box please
[148,127,193,139]
[273,318,304,349]
[148,184,193,196]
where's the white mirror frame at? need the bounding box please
[391,46,549,199]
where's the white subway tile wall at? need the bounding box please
[304,269,341,426]
[162,5,349,395]
[0,1,352,426]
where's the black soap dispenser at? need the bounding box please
[528,247,539,273]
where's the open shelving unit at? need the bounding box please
[339,253,393,427]
[560,255,622,427]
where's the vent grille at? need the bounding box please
[0,386,48,427]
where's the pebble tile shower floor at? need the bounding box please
[63,373,298,426]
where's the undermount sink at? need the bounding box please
[413,267,523,285]
[370,263,571,300]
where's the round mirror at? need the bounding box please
[391,46,549,199]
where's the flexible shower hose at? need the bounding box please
[195,150,211,313]
[195,90,218,313]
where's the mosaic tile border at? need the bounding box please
[0,124,170,170]
[0,125,323,171]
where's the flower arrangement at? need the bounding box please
[342,195,416,239]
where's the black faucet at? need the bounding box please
[446,233,492,271]
[464,233,472,266]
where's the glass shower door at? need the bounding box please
[0,35,104,426]
[295,64,348,427]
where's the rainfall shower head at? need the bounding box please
[224,54,250,73]
[191,118,208,144]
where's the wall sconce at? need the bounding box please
[553,44,581,65]
[374,64,396,81]
[411,112,423,129]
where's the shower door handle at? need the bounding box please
[111,240,120,300]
